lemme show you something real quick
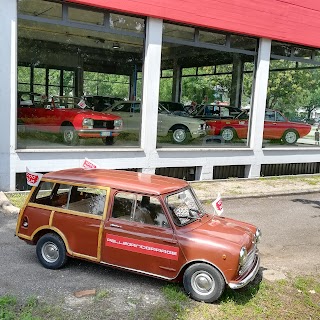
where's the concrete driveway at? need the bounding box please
[1,193,319,305]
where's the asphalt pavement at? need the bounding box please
[1,192,320,309]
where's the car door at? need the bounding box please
[46,183,108,261]
[263,110,284,139]
[110,102,141,133]
[101,192,181,279]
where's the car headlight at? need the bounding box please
[82,118,93,128]
[239,247,247,267]
[114,119,123,128]
[255,228,262,244]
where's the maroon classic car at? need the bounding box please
[16,168,261,303]
[18,93,123,145]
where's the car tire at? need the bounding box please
[221,127,236,142]
[36,233,68,269]
[282,129,298,144]
[183,263,225,303]
[102,137,114,145]
[171,125,191,144]
[61,125,79,146]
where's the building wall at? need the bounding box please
[1,1,320,191]
[67,0,320,48]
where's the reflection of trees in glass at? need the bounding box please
[18,66,31,92]
[180,66,232,104]
[267,60,320,119]
[83,72,129,99]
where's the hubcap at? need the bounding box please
[42,241,59,263]
[173,129,187,143]
[221,129,233,141]
[191,271,215,295]
[64,129,74,143]
[285,131,297,144]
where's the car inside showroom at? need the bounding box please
[1,0,320,190]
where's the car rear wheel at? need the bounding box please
[171,125,191,144]
[102,137,114,145]
[36,233,68,269]
[61,125,79,146]
[282,129,298,144]
[183,263,225,303]
[221,127,236,142]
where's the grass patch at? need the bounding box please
[5,193,28,208]
[1,275,319,320]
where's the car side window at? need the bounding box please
[112,192,135,220]
[68,186,106,216]
[112,193,170,228]
[275,111,286,122]
[265,111,275,121]
[30,182,106,216]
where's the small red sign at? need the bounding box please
[26,172,39,185]
[105,234,179,260]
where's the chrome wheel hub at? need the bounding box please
[222,129,233,141]
[173,129,186,143]
[42,241,59,263]
[191,271,215,295]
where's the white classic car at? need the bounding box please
[105,101,207,144]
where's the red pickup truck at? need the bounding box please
[18,93,123,146]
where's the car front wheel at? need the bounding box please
[282,129,298,144]
[36,233,68,269]
[183,263,225,303]
[221,127,236,142]
[61,125,79,146]
[171,125,191,144]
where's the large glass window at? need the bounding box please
[158,22,257,148]
[17,0,144,149]
[264,41,320,148]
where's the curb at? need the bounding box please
[197,189,320,202]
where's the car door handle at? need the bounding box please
[110,223,122,229]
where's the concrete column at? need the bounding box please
[247,38,271,178]
[171,61,181,102]
[0,0,17,191]
[230,54,244,107]
[198,166,214,181]
[140,17,163,153]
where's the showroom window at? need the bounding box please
[17,0,145,149]
[264,41,320,148]
[158,22,257,148]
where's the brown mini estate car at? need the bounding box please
[16,168,261,302]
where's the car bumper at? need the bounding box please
[191,130,207,138]
[228,254,260,289]
[77,129,121,138]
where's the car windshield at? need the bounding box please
[236,111,250,120]
[158,103,171,114]
[165,187,206,226]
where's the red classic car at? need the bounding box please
[206,109,312,144]
[16,168,261,303]
[18,93,123,146]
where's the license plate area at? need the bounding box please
[100,131,112,137]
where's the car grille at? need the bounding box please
[93,120,114,129]
[239,244,257,276]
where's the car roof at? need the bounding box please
[43,168,188,195]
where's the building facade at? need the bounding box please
[1,0,320,191]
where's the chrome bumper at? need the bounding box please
[228,254,260,289]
